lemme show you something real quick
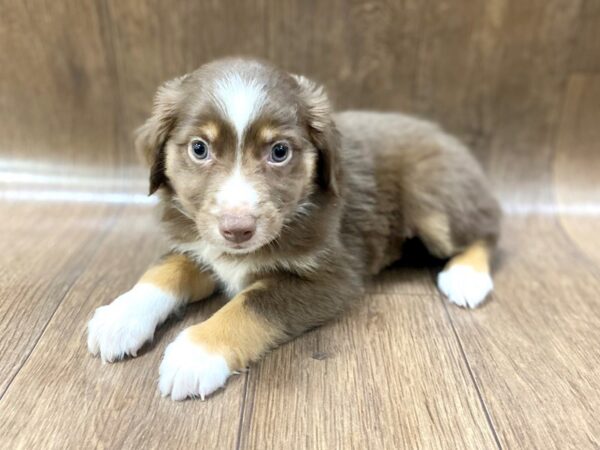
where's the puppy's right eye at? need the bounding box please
[188,138,210,162]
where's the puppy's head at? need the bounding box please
[136,59,340,254]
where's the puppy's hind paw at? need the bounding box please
[159,330,231,401]
[437,265,493,308]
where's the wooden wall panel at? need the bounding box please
[569,0,600,73]
[0,1,119,168]
[1,0,594,198]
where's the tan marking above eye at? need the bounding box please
[258,126,278,143]
[199,121,220,141]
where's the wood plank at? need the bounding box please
[0,204,245,449]
[0,0,125,167]
[239,290,498,450]
[1,0,584,178]
[444,217,600,450]
[444,76,600,448]
[0,201,121,397]
[554,74,600,266]
[569,0,600,73]
[479,0,582,205]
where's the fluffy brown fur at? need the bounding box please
[87,57,501,400]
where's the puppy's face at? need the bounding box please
[136,59,339,254]
[165,77,316,255]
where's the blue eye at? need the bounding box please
[269,143,291,164]
[189,139,209,161]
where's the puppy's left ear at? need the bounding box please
[135,74,189,195]
[292,75,341,196]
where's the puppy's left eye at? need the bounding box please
[269,143,292,165]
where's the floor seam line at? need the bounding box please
[0,288,67,402]
[438,291,503,450]
[235,371,250,450]
[0,205,125,402]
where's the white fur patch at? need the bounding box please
[159,330,231,401]
[215,168,259,210]
[214,73,265,140]
[173,240,322,296]
[437,265,493,308]
[210,257,255,295]
[87,283,177,362]
[173,240,251,295]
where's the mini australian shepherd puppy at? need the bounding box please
[87,58,501,401]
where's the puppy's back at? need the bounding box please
[334,111,501,273]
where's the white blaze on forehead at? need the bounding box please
[212,72,264,213]
[216,168,259,209]
[214,73,265,140]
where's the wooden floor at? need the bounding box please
[0,73,598,449]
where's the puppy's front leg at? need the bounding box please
[159,276,357,400]
[87,253,215,362]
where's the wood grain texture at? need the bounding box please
[445,218,600,449]
[569,0,600,73]
[0,202,118,396]
[239,293,498,450]
[0,0,587,176]
[0,0,599,449]
[444,78,600,448]
[554,74,600,266]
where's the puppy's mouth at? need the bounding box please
[222,244,259,255]
[218,240,265,255]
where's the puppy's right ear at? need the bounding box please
[135,74,188,195]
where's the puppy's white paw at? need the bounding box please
[87,283,177,362]
[437,265,493,308]
[159,331,231,401]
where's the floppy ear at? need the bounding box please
[292,75,341,196]
[135,74,188,195]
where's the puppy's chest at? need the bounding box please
[208,258,256,296]
[174,241,260,296]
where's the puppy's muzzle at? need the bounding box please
[218,214,256,244]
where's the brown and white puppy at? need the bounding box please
[87,58,501,401]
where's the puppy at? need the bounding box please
[87,58,501,401]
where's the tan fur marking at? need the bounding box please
[258,125,277,142]
[187,281,284,369]
[447,240,490,273]
[200,121,220,141]
[417,212,454,258]
[140,254,216,301]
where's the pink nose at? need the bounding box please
[218,214,256,244]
